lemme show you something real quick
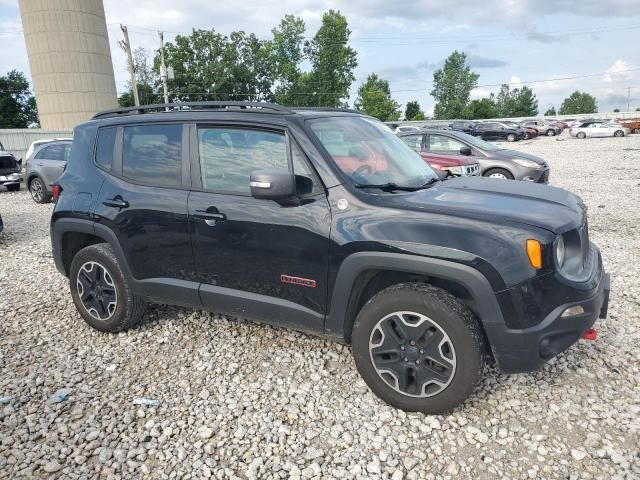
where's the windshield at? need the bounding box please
[451,131,503,151]
[308,116,437,188]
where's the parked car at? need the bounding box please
[0,212,3,233]
[399,129,550,182]
[470,122,526,142]
[570,122,630,139]
[449,121,475,134]
[521,120,562,136]
[24,137,72,162]
[501,121,539,139]
[619,118,640,134]
[0,151,23,192]
[400,133,480,177]
[25,139,72,203]
[51,101,608,414]
[395,125,421,133]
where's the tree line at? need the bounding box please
[0,10,618,128]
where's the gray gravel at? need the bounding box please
[1,134,639,479]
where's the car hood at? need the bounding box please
[0,154,19,174]
[489,149,547,165]
[379,176,584,234]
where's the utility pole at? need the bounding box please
[118,25,140,106]
[159,32,170,110]
[627,86,632,112]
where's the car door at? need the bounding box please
[188,124,331,332]
[33,143,68,188]
[93,123,197,305]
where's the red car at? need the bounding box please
[419,151,480,177]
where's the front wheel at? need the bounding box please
[483,168,514,180]
[613,130,624,137]
[576,132,586,139]
[69,244,146,332]
[546,129,556,136]
[633,128,639,134]
[352,284,484,414]
[506,133,516,142]
[29,177,51,203]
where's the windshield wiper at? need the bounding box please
[414,177,441,189]
[354,182,418,192]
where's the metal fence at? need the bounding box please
[0,129,73,160]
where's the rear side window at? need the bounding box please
[95,128,116,171]
[401,135,423,152]
[428,135,466,153]
[122,124,182,187]
[197,127,288,194]
[35,144,65,160]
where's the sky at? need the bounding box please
[1,0,639,116]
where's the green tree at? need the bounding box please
[544,106,556,116]
[493,84,538,117]
[463,98,498,119]
[0,70,38,128]
[354,73,400,121]
[559,91,597,115]
[157,29,274,102]
[301,10,357,107]
[271,15,306,106]
[405,100,425,120]
[431,51,479,119]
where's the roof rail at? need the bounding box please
[293,106,363,115]
[92,101,292,119]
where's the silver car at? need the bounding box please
[25,140,72,203]
[570,122,630,139]
[521,120,562,136]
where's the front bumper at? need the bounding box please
[0,174,23,186]
[489,251,609,374]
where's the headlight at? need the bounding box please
[9,173,21,180]
[513,159,541,169]
[554,235,565,269]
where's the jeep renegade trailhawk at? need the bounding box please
[51,102,610,413]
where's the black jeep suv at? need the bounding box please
[51,102,609,413]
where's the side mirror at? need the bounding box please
[459,146,472,156]
[250,169,296,200]
[17,158,22,166]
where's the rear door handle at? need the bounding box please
[103,197,129,209]
[194,209,226,226]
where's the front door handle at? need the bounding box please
[103,196,129,209]
[194,209,226,226]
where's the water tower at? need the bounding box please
[19,0,118,129]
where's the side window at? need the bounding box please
[198,127,288,194]
[122,124,182,187]
[291,140,322,196]
[63,144,71,162]
[95,127,116,171]
[401,135,423,152]
[35,144,64,160]
[428,135,466,154]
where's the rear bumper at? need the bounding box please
[490,265,609,374]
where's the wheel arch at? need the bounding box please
[325,252,504,358]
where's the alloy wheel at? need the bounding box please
[489,172,508,179]
[76,261,118,321]
[368,311,456,398]
[30,179,43,202]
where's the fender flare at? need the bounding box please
[324,252,506,351]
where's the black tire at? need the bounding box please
[483,168,514,180]
[29,177,51,203]
[633,128,640,134]
[546,129,555,136]
[523,132,530,140]
[352,283,484,414]
[576,132,586,139]
[69,243,146,332]
[6,184,20,192]
[506,133,516,142]
[613,130,624,137]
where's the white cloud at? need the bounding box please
[604,59,634,83]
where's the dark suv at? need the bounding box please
[51,102,609,413]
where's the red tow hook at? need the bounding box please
[581,328,597,341]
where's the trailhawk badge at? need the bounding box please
[280,274,317,288]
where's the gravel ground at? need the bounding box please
[0,134,639,479]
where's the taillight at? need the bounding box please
[52,184,62,202]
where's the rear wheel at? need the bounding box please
[576,132,586,139]
[483,168,514,180]
[69,244,146,332]
[29,177,51,203]
[613,130,624,137]
[633,128,640,134]
[546,129,556,136]
[506,133,516,142]
[351,283,484,414]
